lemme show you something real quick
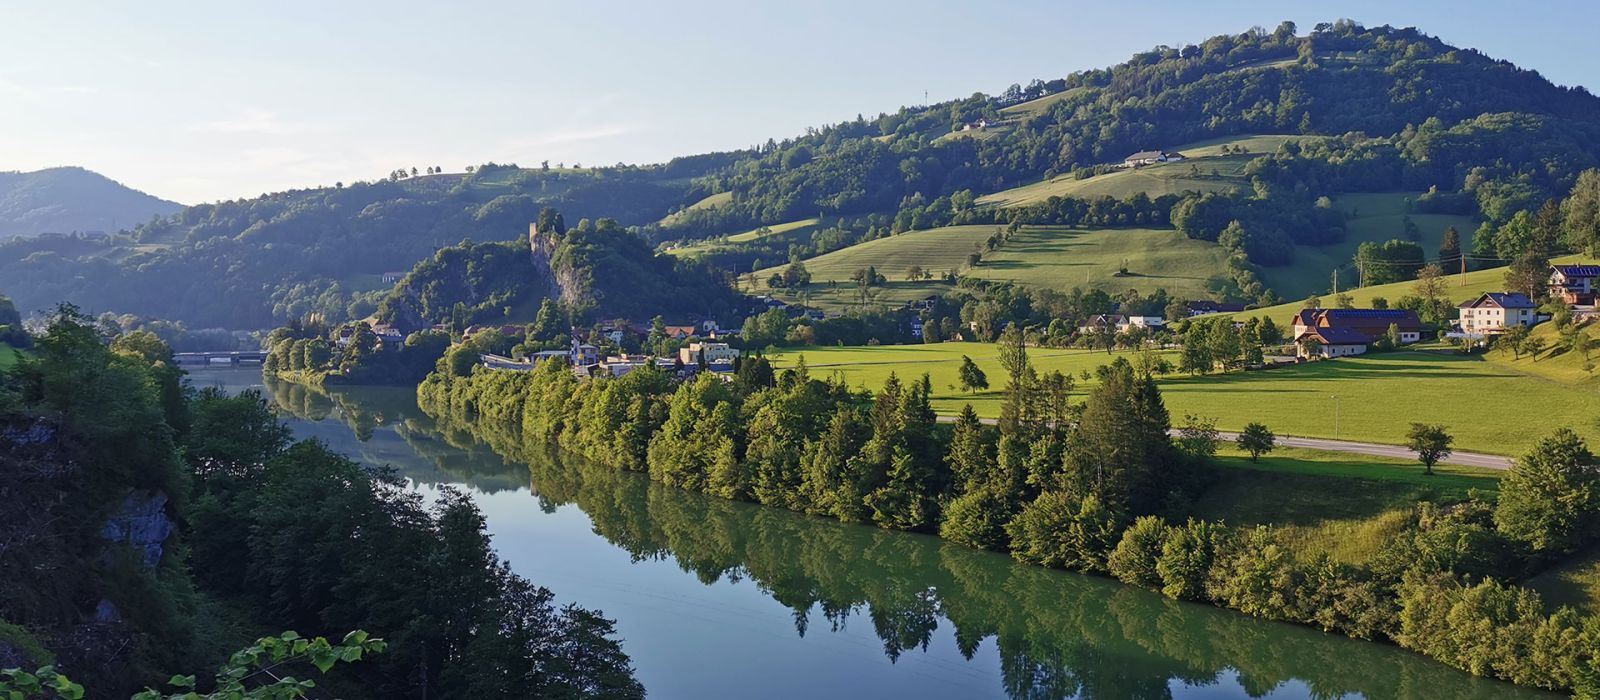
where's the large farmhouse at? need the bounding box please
[1122,149,1185,167]
[1292,308,1424,359]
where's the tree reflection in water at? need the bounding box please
[248,375,1550,700]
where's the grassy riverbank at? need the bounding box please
[765,343,1600,455]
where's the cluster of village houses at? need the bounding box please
[475,318,744,380]
[1071,264,1599,360]
[449,264,1598,380]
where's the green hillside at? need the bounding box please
[964,226,1233,298]
[1259,192,1477,299]
[976,135,1311,208]
[1237,253,1591,322]
[1481,315,1600,385]
[667,217,823,258]
[658,191,732,226]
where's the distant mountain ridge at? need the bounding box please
[0,166,181,238]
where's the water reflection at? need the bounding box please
[197,370,1551,700]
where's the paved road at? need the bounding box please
[1212,432,1513,470]
[934,415,1513,470]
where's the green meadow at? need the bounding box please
[975,134,1312,208]
[1258,192,1478,300]
[1201,444,1502,564]
[766,343,1600,456]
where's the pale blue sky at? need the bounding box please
[2,1,1595,204]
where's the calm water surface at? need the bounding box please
[189,367,1554,700]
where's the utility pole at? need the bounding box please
[1331,267,1339,295]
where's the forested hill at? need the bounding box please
[374,213,747,331]
[0,164,719,328]
[658,20,1600,237]
[5,20,1600,328]
[0,167,180,238]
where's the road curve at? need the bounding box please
[933,415,1513,470]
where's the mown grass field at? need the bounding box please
[756,224,1234,305]
[765,224,997,281]
[657,191,732,227]
[965,226,1233,298]
[975,134,1311,208]
[1236,253,1591,323]
[1200,445,1501,564]
[765,343,1600,456]
[668,217,825,258]
[756,280,960,314]
[1258,192,1478,300]
[998,86,1090,118]
[1481,320,1600,385]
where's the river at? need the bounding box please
[187,367,1555,700]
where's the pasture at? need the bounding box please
[757,224,1234,303]
[765,343,1600,456]
[669,217,824,258]
[975,134,1312,208]
[1237,253,1591,322]
[1199,445,1499,564]
[965,226,1233,299]
[1258,192,1477,300]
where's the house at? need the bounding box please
[571,339,600,366]
[1296,326,1371,359]
[679,342,740,366]
[1457,292,1538,335]
[381,271,407,284]
[1185,300,1247,317]
[1118,316,1164,333]
[1290,308,1321,338]
[1317,309,1424,343]
[1078,314,1126,334]
[1549,264,1600,305]
[961,117,996,131]
[1123,149,1182,167]
[663,325,697,340]
[910,319,924,339]
[1292,308,1424,345]
[701,320,721,334]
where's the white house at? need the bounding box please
[679,342,740,366]
[1550,265,1600,305]
[1457,292,1538,335]
[1118,316,1164,333]
[1295,326,1369,359]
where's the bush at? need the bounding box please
[1108,516,1168,589]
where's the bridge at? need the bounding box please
[173,350,268,365]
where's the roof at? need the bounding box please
[1460,292,1536,309]
[1292,309,1321,326]
[1187,300,1246,313]
[1553,265,1600,277]
[1125,150,1164,161]
[1300,326,1370,345]
[1316,308,1423,331]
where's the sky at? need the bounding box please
[3,1,1598,204]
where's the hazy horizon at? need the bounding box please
[5,0,1597,204]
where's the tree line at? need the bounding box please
[0,306,643,698]
[420,324,1600,695]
